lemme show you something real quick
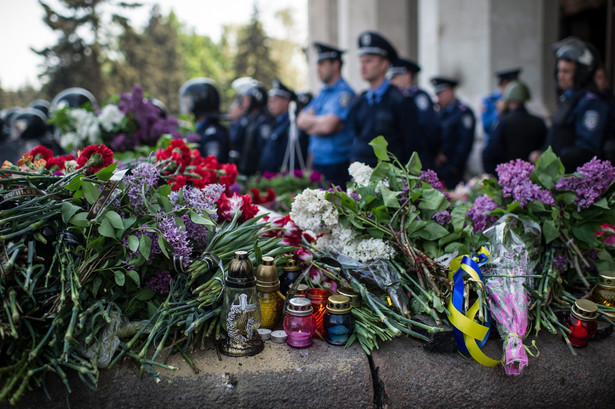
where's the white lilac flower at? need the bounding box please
[71,109,101,145]
[98,104,125,132]
[316,225,396,263]
[59,132,80,150]
[290,188,339,234]
[348,162,373,186]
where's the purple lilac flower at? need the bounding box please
[169,186,220,249]
[123,163,160,215]
[496,159,554,207]
[432,210,451,225]
[110,133,135,152]
[466,194,498,233]
[420,170,444,192]
[157,212,192,266]
[554,157,615,210]
[229,183,242,195]
[349,190,361,202]
[262,171,277,180]
[146,270,172,295]
[552,254,569,273]
[186,133,201,143]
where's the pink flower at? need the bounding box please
[217,193,258,223]
[295,248,313,263]
[308,266,322,284]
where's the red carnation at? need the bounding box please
[29,145,53,161]
[156,139,192,171]
[46,154,75,171]
[218,163,238,189]
[76,144,114,173]
[168,175,189,191]
[203,155,219,170]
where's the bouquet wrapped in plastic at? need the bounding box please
[482,214,541,375]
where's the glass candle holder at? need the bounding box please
[279,256,301,296]
[255,256,284,329]
[283,297,316,348]
[306,288,331,338]
[564,299,598,348]
[323,295,354,346]
[591,271,615,314]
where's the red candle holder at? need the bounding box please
[564,299,598,348]
[283,297,316,348]
[306,288,331,338]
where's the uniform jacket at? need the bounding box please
[196,119,230,163]
[259,112,290,173]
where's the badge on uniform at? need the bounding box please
[415,94,429,111]
[583,110,599,130]
[462,114,473,129]
[339,92,352,108]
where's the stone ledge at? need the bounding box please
[4,332,614,408]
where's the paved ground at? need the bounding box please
[4,332,615,408]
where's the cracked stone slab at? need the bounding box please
[370,333,615,408]
[4,339,373,409]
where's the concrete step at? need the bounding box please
[4,333,614,408]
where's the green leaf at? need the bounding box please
[105,210,124,230]
[91,277,102,297]
[123,214,137,230]
[61,202,81,224]
[69,212,91,227]
[432,295,445,313]
[126,269,140,286]
[82,181,100,205]
[64,175,84,191]
[95,161,118,181]
[379,184,401,209]
[134,287,155,301]
[410,221,450,240]
[594,197,609,209]
[190,210,215,227]
[114,270,126,286]
[157,184,172,197]
[532,147,564,189]
[450,203,470,232]
[98,218,116,238]
[405,152,422,176]
[158,235,170,258]
[372,205,391,223]
[418,188,447,212]
[254,241,262,264]
[127,235,139,253]
[158,195,173,213]
[444,242,469,255]
[542,219,560,244]
[369,136,390,161]
[572,223,597,245]
[366,228,385,239]
[86,236,105,250]
[139,234,152,260]
[556,192,577,205]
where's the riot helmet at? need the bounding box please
[29,99,51,118]
[243,83,268,113]
[151,98,169,118]
[503,81,531,103]
[179,78,221,118]
[51,87,97,110]
[553,36,600,88]
[10,108,47,140]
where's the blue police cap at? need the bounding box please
[357,31,398,61]
[268,78,295,100]
[495,67,522,82]
[430,76,459,93]
[313,42,344,62]
[386,57,421,80]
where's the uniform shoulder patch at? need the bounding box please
[415,93,430,111]
[583,110,600,130]
[339,92,352,108]
[260,124,272,139]
[205,126,217,136]
[462,113,474,129]
[584,92,597,101]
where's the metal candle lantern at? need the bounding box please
[323,295,354,345]
[220,251,264,356]
[255,256,284,330]
[279,255,301,296]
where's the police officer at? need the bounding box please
[348,31,421,167]
[179,78,230,163]
[237,83,274,176]
[297,42,356,186]
[431,77,476,189]
[530,37,608,171]
[594,66,615,162]
[260,78,296,173]
[482,81,547,174]
[480,68,521,144]
[387,57,441,169]
[229,77,257,163]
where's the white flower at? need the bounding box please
[316,224,396,262]
[290,188,339,234]
[348,162,373,186]
[98,104,124,132]
[71,109,101,146]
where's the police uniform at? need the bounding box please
[546,87,609,171]
[259,79,295,173]
[349,32,421,167]
[387,58,441,170]
[238,110,273,176]
[480,68,521,143]
[482,106,547,174]
[196,119,230,163]
[305,42,356,185]
[431,77,476,189]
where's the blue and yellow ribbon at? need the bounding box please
[447,248,499,367]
